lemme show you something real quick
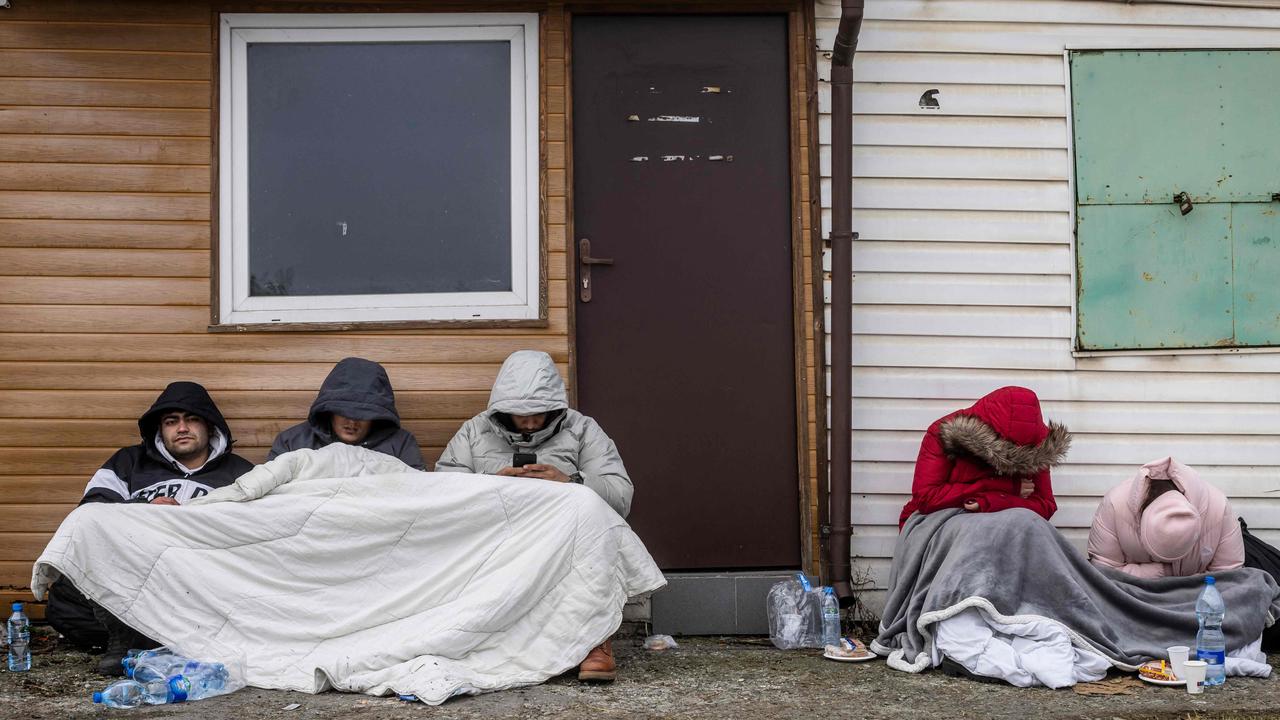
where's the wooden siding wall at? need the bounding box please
[815,0,1280,611]
[0,0,821,610]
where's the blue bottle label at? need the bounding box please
[168,676,190,703]
[1197,649,1225,666]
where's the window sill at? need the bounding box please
[1072,345,1280,359]
[208,317,549,333]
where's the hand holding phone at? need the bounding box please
[513,452,537,468]
[518,464,571,483]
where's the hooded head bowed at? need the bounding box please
[308,357,402,428]
[487,351,569,416]
[1140,490,1202,562]
[938,386,1071,477]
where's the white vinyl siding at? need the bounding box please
[815,0,1280,611]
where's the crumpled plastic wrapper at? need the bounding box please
[644,634,678,651]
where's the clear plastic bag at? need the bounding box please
[643,634,678,651]
[767,578,824,649]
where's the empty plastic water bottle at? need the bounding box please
[133,656,198,702]
[94,679,147,709]
[163,661,231,703]
[795,572,813,592]
[821,587,841,647]
[128,660,231,705]
[1196,576,1227,686]
[6,602,31,672]
[124,647,175,677]
[132,653,192,680]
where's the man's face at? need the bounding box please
[159,412,210,463]
[331,414,373,444]
[510,413,549,434]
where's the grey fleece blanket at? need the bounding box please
[872,509,1280,672]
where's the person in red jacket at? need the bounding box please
[898,386,1071,529]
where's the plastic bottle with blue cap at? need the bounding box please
[6,602,30,672]
[1195,575,1227,687]
[94,679,147,708]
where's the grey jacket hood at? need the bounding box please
[487,351,569,416]
[437,350,632,516]
[486,351,571,446]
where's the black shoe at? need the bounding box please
[96,651,126,676]
[939,656,1005,685]
[91,605,139,677]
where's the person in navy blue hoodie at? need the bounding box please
[267,357,425,469]
[46,381,254,675]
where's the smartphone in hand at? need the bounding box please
[513,451,538,467]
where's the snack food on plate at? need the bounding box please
[1139,660,1178,682]
[825,637,873,659]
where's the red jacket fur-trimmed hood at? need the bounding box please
[899,386,1071,528]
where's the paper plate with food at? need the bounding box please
[824,637,876,662]
[1137,659,1183,686]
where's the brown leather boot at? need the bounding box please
[577,639,617,682]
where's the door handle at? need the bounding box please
[578,238,614,302]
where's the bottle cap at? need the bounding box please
[1205,576,1216,585]
[92,692,104,703]
[11,602,21,611]
[824,586,835,595]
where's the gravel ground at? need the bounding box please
[3,627,1278,720]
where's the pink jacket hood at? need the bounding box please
[1087,457,1244,578]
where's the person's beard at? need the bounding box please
[166,436,208,464]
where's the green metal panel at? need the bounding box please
[1217,53,1280,201]
[1077,203,1233,350]
[1072,51,1280,205]
[1233,202,1280,346]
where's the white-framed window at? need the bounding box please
[218,13,540,325]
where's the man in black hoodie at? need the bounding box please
[46,381,254,674]
[267,357,426,469]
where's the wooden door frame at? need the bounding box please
[562,2,820,573]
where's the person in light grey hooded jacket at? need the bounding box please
[437,350,633,682]
[436,350,633,518]
[268,357,426,470]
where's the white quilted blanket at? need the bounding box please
[31,445,665,704]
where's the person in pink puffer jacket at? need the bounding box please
[1088,457,1244,578]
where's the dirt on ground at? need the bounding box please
[3,627,1278,720]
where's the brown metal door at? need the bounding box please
[572,15,799,570]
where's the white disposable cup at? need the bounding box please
[1166,646,1190,680]
[1182,660,1208,694]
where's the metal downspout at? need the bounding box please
[826,0,863,606]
